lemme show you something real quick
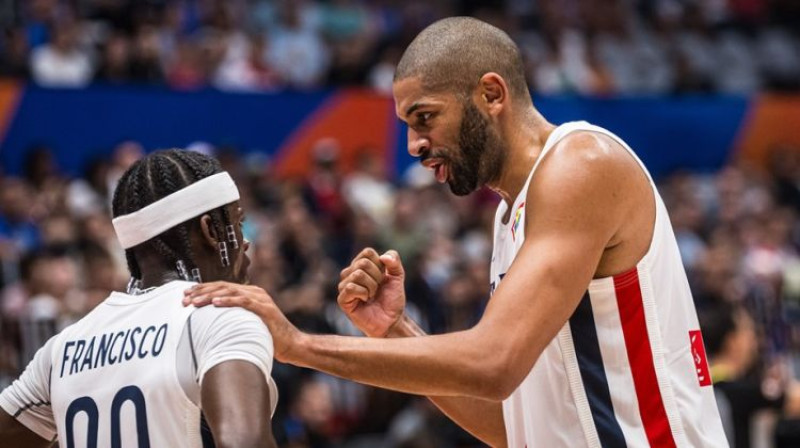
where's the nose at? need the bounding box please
[242,238,251,252]
[407,128,430,158]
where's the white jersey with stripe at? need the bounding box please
[0,280,277,447]
[491,121,728,448]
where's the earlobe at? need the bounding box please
[199,215,218,249]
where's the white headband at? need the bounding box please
[112,172,240,249]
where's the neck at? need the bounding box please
[486,107,556,206]
[138,270,183,290]
[135,252,185,290]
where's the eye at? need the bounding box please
[418,112,432,125]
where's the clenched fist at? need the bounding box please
[337,248,406,338]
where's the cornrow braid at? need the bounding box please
[144,155,185,268]
[112,160,146,279]
[169,150,231,245]
[161,155,196,269]
[111,148,238,282]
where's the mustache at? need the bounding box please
[419,150,449,163]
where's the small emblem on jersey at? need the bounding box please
[511,202,525,241]
[689,330,712,387]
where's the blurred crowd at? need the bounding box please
[0,0,799,94]
[1,137,800,447]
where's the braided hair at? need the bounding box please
[111,149,235,280]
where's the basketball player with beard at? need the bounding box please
[186,17,728,448]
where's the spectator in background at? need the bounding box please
[304,138,347,230]
[1,251,46,320]
[0,179,40,259]
[321,0,379,85]
[368,45,402,94]
[0,28,30,78]
[30,19,94,87]
[165,36,205,90]
[701,304,800,448]
[95,32,133,83]
[213,33,282,92]
[341,149,394,227]
[129,25,165,83]
[267,0,330,89]
[22,0,58,49]
[0,0,799,93]
[67,158,111,218]
[106,140,144,196]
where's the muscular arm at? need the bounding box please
[187,134,641,437]
[201,360,277,448]
[0,411,52,448]
[282,136,627,400]
[390,315,507,448]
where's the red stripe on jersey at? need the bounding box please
[614,267,677,448]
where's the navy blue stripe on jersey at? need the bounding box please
[200,413,216,448]
[188,315,198,371]
[569,292,627,447]
[12,400,51,418]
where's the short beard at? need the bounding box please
[448,100,505,196]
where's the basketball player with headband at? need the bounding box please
[0,149,278,448]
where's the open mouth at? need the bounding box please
[423,158,449,184]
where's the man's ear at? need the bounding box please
[477,72,508,117]
[199,214,218,249]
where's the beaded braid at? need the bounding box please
[111,148,237,281]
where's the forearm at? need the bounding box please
[288,316,506,400]
[389,316,507,447]
[290,330,500,398]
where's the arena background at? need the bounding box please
[0,0,799,447]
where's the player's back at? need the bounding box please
[49,281,201,446]
[38,279,277,448]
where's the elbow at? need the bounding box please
[470,347,529,402]
[477,370,519,402]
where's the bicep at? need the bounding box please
[201,360,276,448]
[475,229,606,384]
[474,139,625,386]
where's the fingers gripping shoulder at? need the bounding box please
[190,306,275,385]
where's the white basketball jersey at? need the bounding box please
[491,121,728,447]
[0,280,277,447]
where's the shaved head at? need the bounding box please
[395,17,530,101]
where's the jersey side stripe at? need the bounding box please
[614,268,676,448]
[569,292,627,447]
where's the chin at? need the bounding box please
[448,179,478,196]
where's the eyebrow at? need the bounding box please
[405,102,428,117]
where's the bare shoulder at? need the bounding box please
[529,130,645,206]
[526,129,655,274]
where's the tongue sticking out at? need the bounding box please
[434,163,448,183]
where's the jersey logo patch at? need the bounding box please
[511,202,525,241]
[689,330,712,387]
